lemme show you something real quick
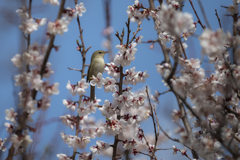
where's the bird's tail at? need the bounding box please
[90,85,95,102]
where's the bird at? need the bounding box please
[87,50,108,102]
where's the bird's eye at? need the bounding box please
[98,52,102,54]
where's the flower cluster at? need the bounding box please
[16,6,47,34]
[47,2,86,36]
[11,42,59,114]
[113,42,138,67]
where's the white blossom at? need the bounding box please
[5,108,17,123]
[0,138,7,152]
[11,54,22,68]
[90,73,104,88]
[57,153,71,160]
[76,79,89,95]
[75,2,86,17]
[43,0,60,6]
[47,17,69,35]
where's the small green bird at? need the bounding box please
[87,50,108,102]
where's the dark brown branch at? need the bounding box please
[189,0,205,29]
[129,22,142,44]
[232,13,238,65]
[180,40,187,59]
[215,9,222,28]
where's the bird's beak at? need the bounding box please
[104,51,109,54]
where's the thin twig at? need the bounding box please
[189,0,205,29]
[146,86,158,160]
[138,151,152,157]
[215,9,222,28]
[68,67,82,72]
[180,40,187,59]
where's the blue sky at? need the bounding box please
[0,0,236,159]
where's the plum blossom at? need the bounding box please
[47,17,69,36]
[63,99,77,111]
[95,126,106,138]
[105,62,120,78]
[155,5,196,36]
[23,50,44,66]
[57,153,71,160]
[86,101,97,114]
[159,31,171,44]
[43,0,60,6]
[37,96,51,110]
[124,70,136,85]
[135,35,143,44]
[28,73,43,90]
[99,100,116,118]
[180,147,187,156]
[0,138,7,152]
[4,123,14,133]
[16,6,28,19]
[104,117,126,135]
[81,126,97,139]
[78,152,92,160]
[150,90,161,104]
[173,146,178,155]
[114,42,138,67]
[112,91,132,109]
[40,81,59,95]
[63,7,77,20]
[233,0,240,4]
[148,144,155,153]
[68,136,90,151]
[75,2,86,17]
[144,110,151,119]
[90,73,104,88]
[199,29,229,61]
[103,26,114,36]
[102,77,116,93]
[227,4,239,15]
[123,138,138,150]
[10,130,33,151]
[14,72,29,87]
[127,1,149,22]
[43,62,54,78]
[11,54,22,68]
[90,140,110,154]
[5,108,17,124]
[76,79,89,95]
[77,103,90,117]
[60,114,75,130]
[127,92,146,109]
[66,80,77,96]
[19,18,38,34]
[171,110,181,122]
